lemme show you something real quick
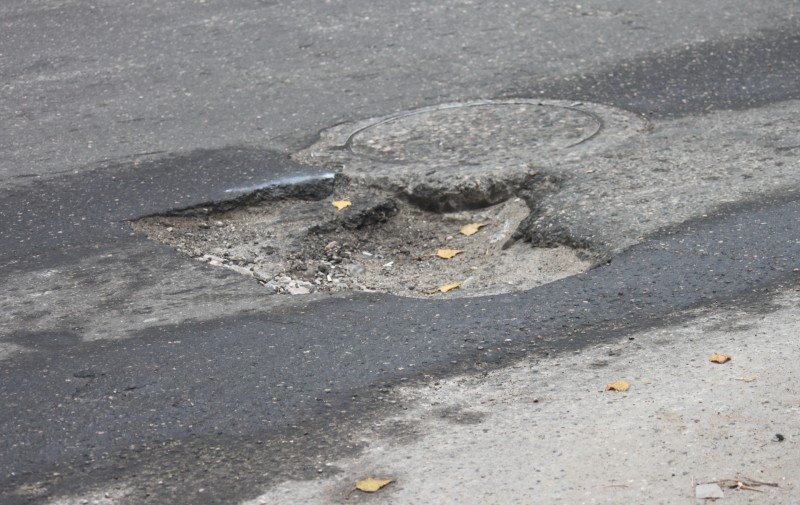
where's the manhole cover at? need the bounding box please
[347,102,599,164]
[296,99,646,211]
[134,100,646,298]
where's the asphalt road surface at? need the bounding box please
[1,1,799,503]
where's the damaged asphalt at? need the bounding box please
[1,1,799,503]
[4,185,800,501]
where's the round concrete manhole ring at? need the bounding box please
[346,101,601,163]
[295,99,648,211]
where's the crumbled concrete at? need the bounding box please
[133,188,591,299]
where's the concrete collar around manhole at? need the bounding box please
[295,99,648,212]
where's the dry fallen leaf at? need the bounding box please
[736,375,758,382]
[710,354,731,364]
[459,223,487,236]
[347,477,394,498]
[436,249,464,259]
[606,380,630,392]
[332,200,352,211]
[438,282,461,293]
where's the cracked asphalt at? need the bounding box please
[1,1,799,503]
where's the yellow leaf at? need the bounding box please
[438,282,461,293]
[710,354,731,364]
[459,223,487,236]
[436,249,464,259]
[606,380,630,392]
[332,200,352,211]
[736,376,758,382]
[354,477,394,493]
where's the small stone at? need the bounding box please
[695,483,724,500]
[348,264,366,276]
[286,285,311,295]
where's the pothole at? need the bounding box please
[134,178,590,298]
[134,100,646,298]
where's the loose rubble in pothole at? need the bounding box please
[132,177,592,298]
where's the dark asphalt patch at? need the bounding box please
[0,147,327,265]
[503,27,800,117]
